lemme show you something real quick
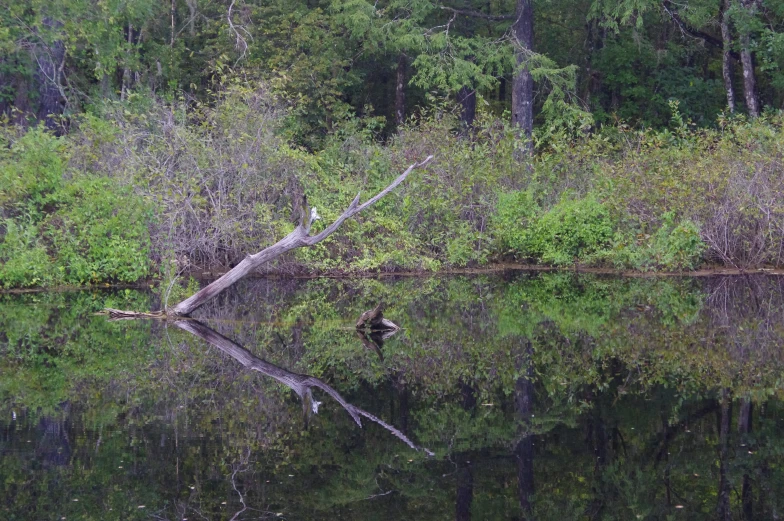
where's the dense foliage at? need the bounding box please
[2,0,784,287]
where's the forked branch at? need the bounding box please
[167,156,433,316]
[176,320,434,455]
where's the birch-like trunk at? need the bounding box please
[720,0,736,113]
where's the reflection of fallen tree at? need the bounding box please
[175,319,433,456]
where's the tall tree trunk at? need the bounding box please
[739,0,759,117]
[186,0,198,37]
[511,0,534,157]
[395,53,407,126]
[121,23,135,101]
[457,86,476,134]
[739,38,758,117]
[721,0,736,113]
[171,0,176,47]
[35,18,66,131]
[11,71,31,123]
[583,19,605,112]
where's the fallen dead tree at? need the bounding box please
[105,156,433,318]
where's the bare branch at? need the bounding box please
[661,0,740,60]
[175,320,434,456]
[167,155,433,316]
[227,0,251,60]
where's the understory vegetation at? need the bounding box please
[1,87,783,288]
[4,0,784,288]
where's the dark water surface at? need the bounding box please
[2,272,784,520]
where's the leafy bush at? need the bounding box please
[494,189,540,253]
[530,196,614,265]
[606,214,705,271]
[591,113,784,268]
[0,125,152,287]
[0,127,66,216]
[4,90,784,287]
[0,219,54,287]
[495,192,614,265]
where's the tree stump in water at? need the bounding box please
[355,303,400,332]
[356,303,400,355]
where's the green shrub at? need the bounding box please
[495,192,614,266]
[0,219,54,288]
[0,127,66,215]
[651,215,704,270]
[530,195,614,265]
[44,176,152,284]
[494,189,540,254]
[0,125,153,288]
[606,214,705,271]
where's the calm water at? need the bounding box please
[1,272,784,520]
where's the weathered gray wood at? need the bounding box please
[720,0,735,114]
[176,319,433,455]
[169,156,433,316]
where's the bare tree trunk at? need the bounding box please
[739,0,759,117]
[395,53,407,126]
[739,38,759,117]
[171,0,176,47]
[35,18,66,131]
[121,23,135,101]
[12,72,31,123]
[166,157,432,315]
[457,86,476,134]
[511,0,534,157]
[721,0,736,113]
[186,0,198,37]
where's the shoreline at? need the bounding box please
[3,263,783,295]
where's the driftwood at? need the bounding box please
[176,319,433,456]
[102,309,166,320]
[102,156,433,320]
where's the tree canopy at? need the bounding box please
[3,0,783,143]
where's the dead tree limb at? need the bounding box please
[175,319,434,455]
[158,156,432,316]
